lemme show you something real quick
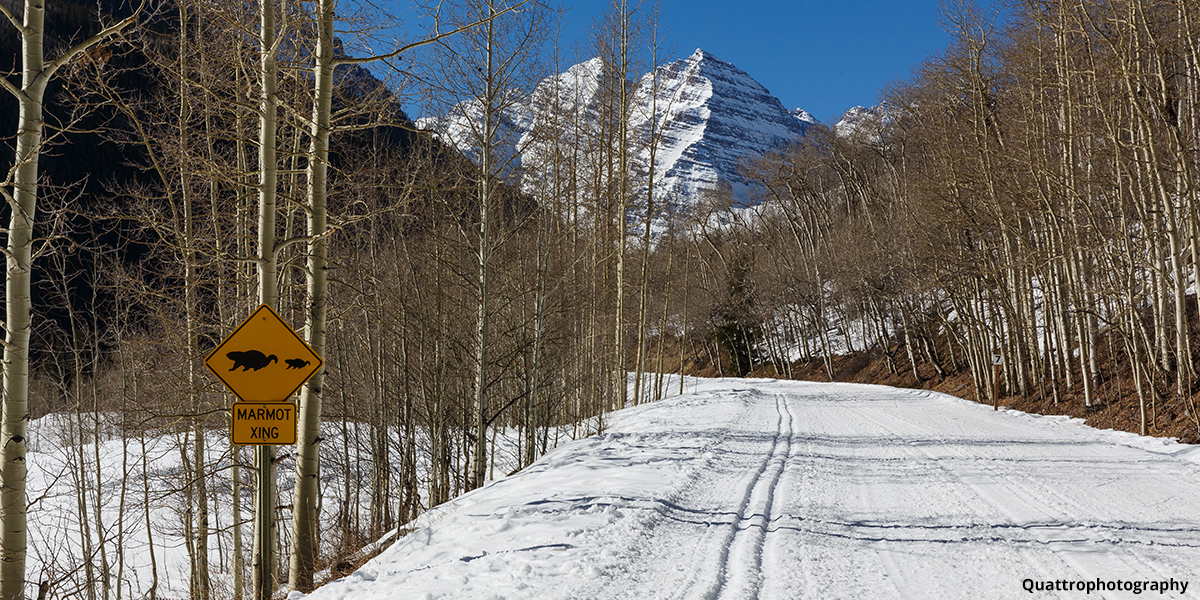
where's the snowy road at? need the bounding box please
[302,380,1200,600]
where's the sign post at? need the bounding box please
[205,304,322,599]
[992,353,1003,411]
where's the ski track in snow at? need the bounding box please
[670,391,793,600]
[301,380,1200,600]
[712,394,793,600]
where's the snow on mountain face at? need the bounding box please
[792,107,818,126]
[632,49,814,206]
[417,90,534,180]
[835,103,892,142]
[424,50,814,211]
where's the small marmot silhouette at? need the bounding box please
[226,350,277,372]
[285,358,311,370]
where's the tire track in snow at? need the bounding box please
[701,394,794,600]
[777,391,1074,599]
[841,397,957,599]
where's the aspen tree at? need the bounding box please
[633,9,664,405]
[596,0,641,408]
[288,0,335,585]
[175,4,210,595]
[420,0,546,490]
[0,2,139,596]
[520,35,567,468]
[288,2,519,582]
[252,0,281,594]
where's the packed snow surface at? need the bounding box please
[302,379,1200,600]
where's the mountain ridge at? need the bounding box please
[423,48,816,211]
[633,49,815,205]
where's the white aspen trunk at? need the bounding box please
[525,203,551,467]
[1068,249,1094,407]
[116,378,129,600]
[679,250,689,396]
[231,448,244,600]
[202,54,240,600]
[179,434,198,600]
[523,47,565,466]
[288,0,334,587]
[0,5,45,596]
[655,239,675,401]
[253,0,280,595]
[91,415,111,600]
[634,30,660,406]
[231,88,250,599]
[74,412,97,600]
[176,6,211,593]
[399,312,417,522]
[140,433,159,599]
[0,8,161,596]
[612,0,634,410]
[469,5,498,492]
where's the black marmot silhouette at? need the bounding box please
[285,358,311,370]
[227,350,277,372]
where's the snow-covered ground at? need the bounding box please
[21,413,589,599]
[299,379,1200,600]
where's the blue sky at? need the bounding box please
[380,0,1000,124]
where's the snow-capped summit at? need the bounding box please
[633,49,815,204]
[792,108,818,127]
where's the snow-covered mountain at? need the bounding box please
[629,49,815,204]
[416,91,534,179]
[422,49,815,210]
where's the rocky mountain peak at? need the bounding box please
[424,49,815,213]
[630,49,814,205]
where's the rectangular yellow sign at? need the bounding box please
[230,402,297,445]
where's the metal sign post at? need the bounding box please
[205,304,322,600]
[992,353,1003,411]
[255,445,272,600]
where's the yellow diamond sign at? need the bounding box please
[205,304,323,402]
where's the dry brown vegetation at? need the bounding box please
[8,0,1200,597]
